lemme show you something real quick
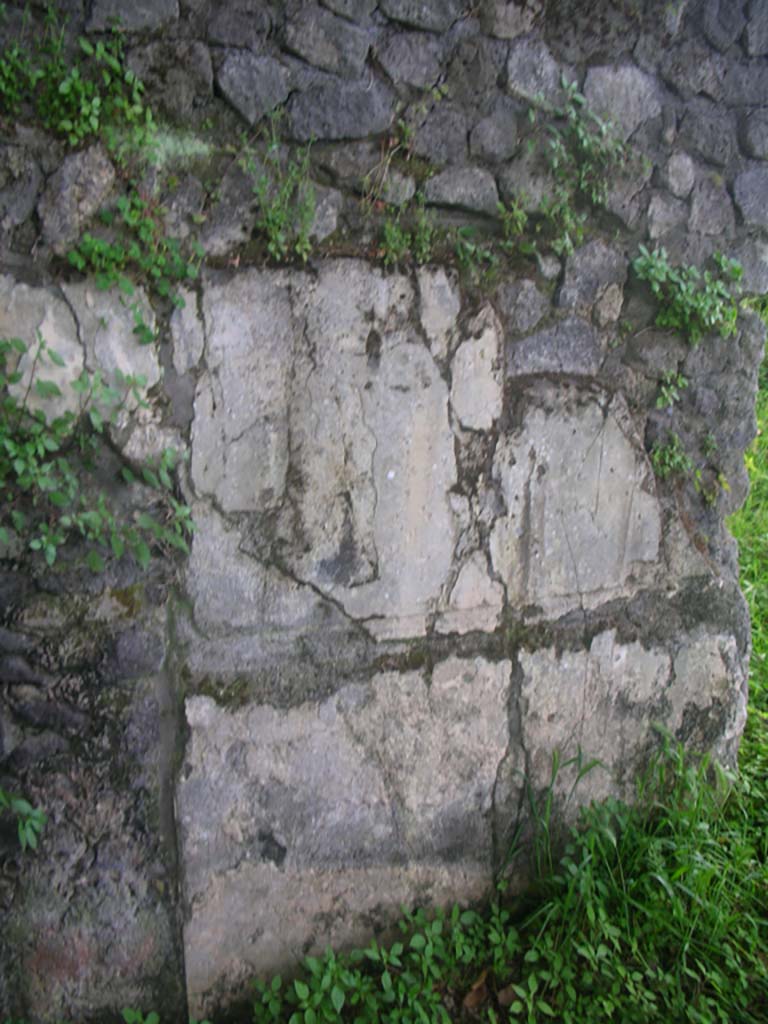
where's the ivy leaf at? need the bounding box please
[35,379,63,400]
[87,549,105,573]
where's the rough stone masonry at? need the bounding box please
[0,0,766,1020]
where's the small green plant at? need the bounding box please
[498,196,532,256]
[454,226,498,284]
[0,787,46,851]
[650,431,695,480]
[633,246,742,345]
[0,10,156,160]
[546,78,627,207]
[537,186,586,257]
[243,115,315,263]
[0,333,193,570]
[655,370,688,409]
[378,193,435,268]
[67,187,203,309]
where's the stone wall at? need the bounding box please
[0,0,766,1019]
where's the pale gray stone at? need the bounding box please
[191,270,295,513]
[418,266,461,360]
[186,506,326,637]
[451,306,503,431]
[285,4,371,77]
[660,39,726,101]
[378,0,463,31]
[662,151,696,198]
[732,237,768,293]
[37,145,115,255]
[520,631,671,808]
[583,65,661,142]
[381,170,416,207]
[127,42,213,123]
[0,277,83,421]
[424,166,499,215]
[376,31,443,89]
[61,283,161,403]
[171,289,205,375]
[506,317,603,377]
[277,262,458,639]
[180,655,510,1014]
[87,0,178,31]
[734,167,768,230]
[723,61,768,107]
[435,553,504,634]
[216,53,290,127]
[495,278,549,334]
[490,387,661,618]
[604,159,651,228]
[506,37,566,107]
[647,192,689,240]
[310,185,343,241]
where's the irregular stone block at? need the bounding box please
[418,265,460,360]
[702,0,747,53]
[376,30,444,89]
[494,278,549,334]
[288,76,395,141]
[662,151,696,197]
[679,100,735,167]
[734,166,768,229]
[191,271,295,513]
[424,166,499,215]
[647,192,689,240]
[378,0,463,31]
[742,109,768,160]
[216,53,290,127]
[451,306,503,431]
[207,2,271,48]
[520,631,672,805]
[87,0,178,31]
[0,277,83,421]
[469,99,519,162]
[179,655,511,1015]
[127,42,213,123]
[37,145,115,255]
[659,39,726,101]
[506,36,566,107]
[746,0,768,55]
[723,61,768,107]
[285,4,371,77]
[490,385,661,617]
[0,146,42,238]
[435,553,504,634]
[558,240,627,315]
[322,0,378,19]
[481,0,544,39]
[583,65,661,142]
[411,102,469,165]
[689,177,735,237]
[506,316,603,377]
[171,288,205,376]
[61,283,161,399]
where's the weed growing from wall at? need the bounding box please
[241,115,316,263]
[0,333,193,571]
[0,6,156,162]
[633,246,742,345]
[68,187,204,312]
